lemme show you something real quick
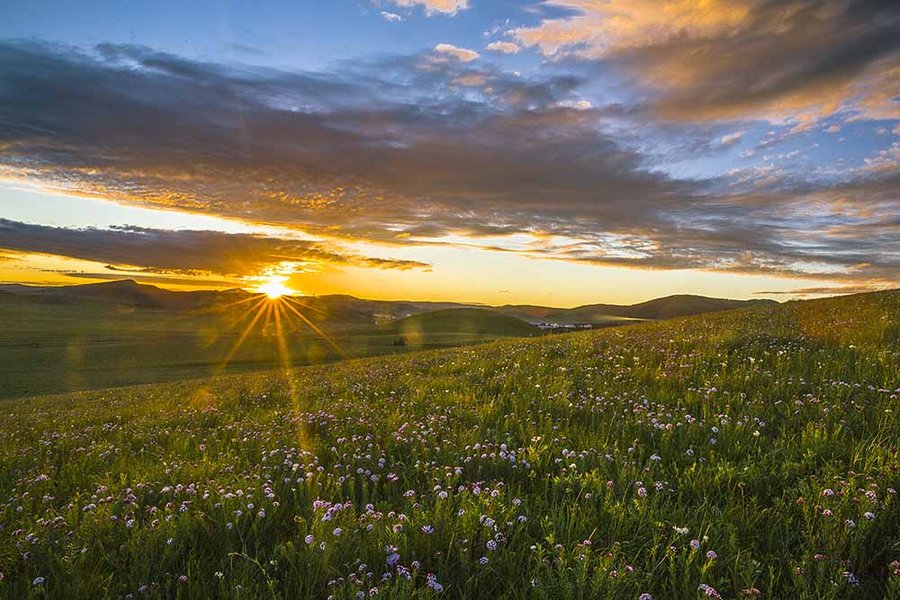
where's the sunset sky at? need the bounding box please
[1,0,897,306]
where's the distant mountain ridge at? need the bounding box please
[499,294,777,324]
[0,280,777,325]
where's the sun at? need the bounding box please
[254,275,294,299]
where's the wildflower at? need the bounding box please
[422,525,434,534]
[305,534,315,545]
[479,556,489,565]
[486,540,498,551]
[333,527,342,536]
[639,595,653,600]
[690,539,700,549]
[706,550,717,560]
[426,573,443,593]
[889,560,900,577]
[33,576,46,585]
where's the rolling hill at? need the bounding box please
[0,281,783,398]
[0,290,896,598]
[499,294,776,324]
[387,308,539,339]
[1,280,777,325]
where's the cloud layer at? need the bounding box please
[0,219,428,276]
[513,0,900,122]
[0,41,896,286]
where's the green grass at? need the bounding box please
[0,290,898,598]
[387,308,539,340]
[0,302,535,399]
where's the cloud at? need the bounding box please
[861,142,900,173]
[433,43,480,62]
[385,0,469,16]
[0,219,429,276]
[380,11,402,22]
[486,41,520,54]
[512,0,900,123]
[0,41,896,286]
[756,285,889,296]
[718,130,744,147]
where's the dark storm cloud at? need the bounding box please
[0,40,896,284]
[0,220,428,275]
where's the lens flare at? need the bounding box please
[254,275,294,299]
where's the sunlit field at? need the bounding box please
[0,293,539,399]
[1,291,898,598]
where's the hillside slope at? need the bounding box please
[2,280,776,325]
[388,308,538,338]
[0,290,897,598]
[501,294,777,323]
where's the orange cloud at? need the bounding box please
[513,0,899,123]
[387,0,468,16]
[433,43,480,62]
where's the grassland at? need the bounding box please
[0,291,898,598]
[0,301,536,399]
[388,308,539,340]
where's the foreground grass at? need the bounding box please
[1,291,898,598]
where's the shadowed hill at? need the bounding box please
[387,308,538,339]
[500,294,776,323]
[1,280,777,326]
[0,279,250,309]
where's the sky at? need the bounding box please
[0,0,897,306]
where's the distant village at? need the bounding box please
[536,322,596,331]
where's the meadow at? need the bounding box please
[0,290,898,598]
[0,301,536,399]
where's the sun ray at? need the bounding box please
[281,296,344,357]
[218,293,271,310]
[216,299,270,373]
